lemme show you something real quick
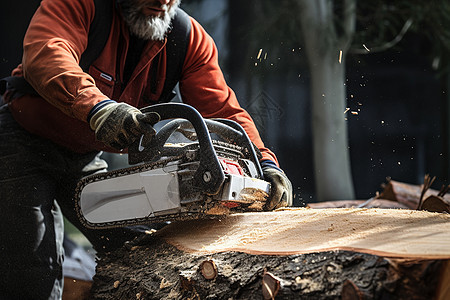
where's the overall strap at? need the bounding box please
[79,0,114,72]
[157,8,192,103]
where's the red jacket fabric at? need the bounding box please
[7,0,278,164]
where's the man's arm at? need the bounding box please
[21,0,107,121]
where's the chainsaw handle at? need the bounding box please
[156,118,263,177]
[142,118,243,158]
[132,115,264,180]
[129,103,225,195]
[154,118,244,146]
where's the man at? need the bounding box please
[0,0,292,298]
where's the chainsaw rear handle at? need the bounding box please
[129,103,226,195]
[148,118,244,152]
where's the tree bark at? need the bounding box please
[91,240,447,300]
[91,208,450,299]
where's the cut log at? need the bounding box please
[307,199,410,209]
[377,179,450,210]
[91,208,450,299]
[308,178,450,212]
[421,196,450,213]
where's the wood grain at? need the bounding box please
[160,208,450,259]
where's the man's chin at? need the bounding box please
[128,16,171,40]
[122,0,180,41]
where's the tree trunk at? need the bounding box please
[91,208,450,299]
[298,0,356,201]
[309,58,355,201]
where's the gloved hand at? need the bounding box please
[88,100,160,150]
[261,160,293,210]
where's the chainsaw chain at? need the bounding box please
[74,139,259,230]
[74,142,240,230]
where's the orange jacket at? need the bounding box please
[7,0,278,164]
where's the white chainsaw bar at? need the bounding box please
[79,162,269,225]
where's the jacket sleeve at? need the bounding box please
[179,18,279,165]
[21,0,108,121]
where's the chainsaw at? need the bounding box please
[74,103,271,229]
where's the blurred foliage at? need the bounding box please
[351,0,450,71]
[217,0,309,80]
[231,0,450,72]
[244,1,306,73]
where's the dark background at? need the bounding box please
[2,1,448,206]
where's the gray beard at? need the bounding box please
[121,0,180,41]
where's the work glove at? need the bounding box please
[88,100,160,150]
[261,160,293,210]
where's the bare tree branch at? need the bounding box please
[340,0,356,51]
[349,18,413,54]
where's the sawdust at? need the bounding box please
[204,188,268,215]
[238,188,268,204]
[161,208,450,259]
[205,204,230,215]
[247,201,265,211]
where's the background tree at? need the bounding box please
[297,0,356,201]
[236,0,450,201]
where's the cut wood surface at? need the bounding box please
[90,179,450,299]
[159,208,450,259]
[91,208,450,299]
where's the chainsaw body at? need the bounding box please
[75,103,270,229]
